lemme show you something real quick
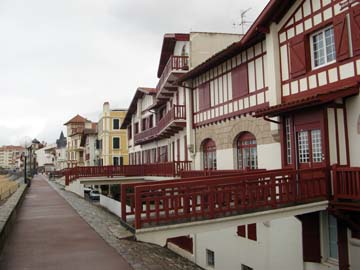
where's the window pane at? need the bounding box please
[328,215,338,259]
[311,129,323,162]
[325,28,336,62]
[298,131,309,163]
[313,33,325,67]
[113,119,120,129]
[285,118,292,164]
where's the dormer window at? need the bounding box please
[310,26,336,69]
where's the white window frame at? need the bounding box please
[113,118,120,130]
[320,212,339,266]
[206,249,215,268]
[310,26,336,70]
[112,137,120,150]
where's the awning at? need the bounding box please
[255,85,359,118]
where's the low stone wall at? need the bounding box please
[0,184,27,252]
[100,194,130,218]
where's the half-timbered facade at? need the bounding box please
[176,0,360,269]
[122,32,243,172]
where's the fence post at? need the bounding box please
[134,187,142,229]
[208,186,215,219]
[270,175,276,208]
[332,164,338,201]
[120,184,127,222]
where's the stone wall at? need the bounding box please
[195,116,277,151]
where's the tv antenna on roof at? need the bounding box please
[232,8,252,34]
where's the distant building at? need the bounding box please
[97,102,128,166]
[55,131,67,170]
[36,144,57,173]
[0,145,25,169]
[81,125,97,166]
[64,114,94,167]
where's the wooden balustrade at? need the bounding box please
[180,169,267,178]
[119,167,328,229]
[156,56,189,92]
[134,105,186,145]
[332,165,360,201]
[64,162,192,185]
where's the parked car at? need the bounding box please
[89,190,100,201]
[84,186,92,194]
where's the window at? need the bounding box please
[311,26,336,68]
[237,132,258,170]
[202,139,216,170]
[128,125,132,139]
[135,123,139,134]
[113,137,120,149]
[113,157,119,166]
[285,117,292,165]
[298,131,309,163]
[206,249,215,267]
[113,119,120,130]
[328,214,338,260]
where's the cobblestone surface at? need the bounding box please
[47,176,202,270]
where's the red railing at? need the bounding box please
[120,167,328,229]
[134,105,186,145]
[332,165,360,201]
[157,55,189,92]
[180,169,267,178]
[65,161,192,185]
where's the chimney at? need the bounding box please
[103,102,110,113]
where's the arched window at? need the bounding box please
[202,139,216,170]
[236,132,258,170]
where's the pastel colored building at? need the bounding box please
[97,102,128,166]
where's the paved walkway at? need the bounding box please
[0,176,132,270]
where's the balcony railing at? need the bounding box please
[332,165,360,201]
[134,105,186,144]
[120,167,328,229]
[64,161,192,185]
[156,55,189,92]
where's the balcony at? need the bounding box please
[120,167,329,229]
[63,161,192,185]
[330,165,360,212]
[156,55,189,99]
[134,105,186,145]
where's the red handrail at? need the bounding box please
[134,105,186,145]
[157,56,189,92]
[122,167,328,229]
[332,165,360,201]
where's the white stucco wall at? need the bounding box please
[66,179,84,198]
[100,194,130,218]
[194,217,303,270]
[349,236,360,270]
[346,94,360,166]
[257,143,282,170]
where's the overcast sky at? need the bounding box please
[0,0,268,146]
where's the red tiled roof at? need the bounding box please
[64,114,91,125]
[255,85,359,118]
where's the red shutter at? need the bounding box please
[247,223,257,241]
[198,82,211,111]
[237,225,246,237]
[350,5,360,56]
[232,64,249,99]
[298,212,321,263]
[289,34,307,78]
[334,13,350,61]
